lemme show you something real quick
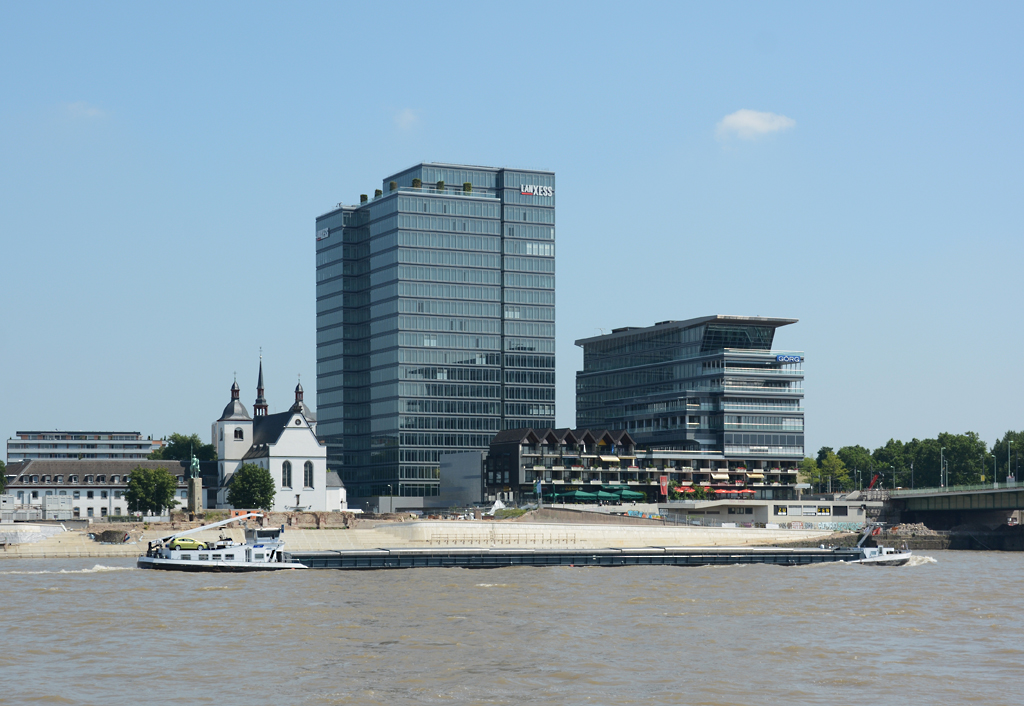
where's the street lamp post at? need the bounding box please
[940,447,946,487]
[891,465,896,491]
[1008,441,1013,485]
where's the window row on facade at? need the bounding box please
[397,196,501,218]
[280,460,315,489]
[399,415,503,431]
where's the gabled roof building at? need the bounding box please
[209,365,344,513]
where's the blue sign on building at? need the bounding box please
[776,355,802,363]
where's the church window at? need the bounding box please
[220,428,224,441]
[304,461,314,488]
[282,461,292,488]
[234,428,244,440]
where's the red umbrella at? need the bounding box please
[739,489,756,494]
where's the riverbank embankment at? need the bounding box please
[0,518,838,559]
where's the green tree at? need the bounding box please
[125,466,180,514]
[227,463,276,510]
[0,459,6,493]
[149,433,216,462]
[837,445,874,488]
[937,431,987,486]
[903,438,941,488]
[819,450,850,492]
[991,430,1024,482]
[815,447,834,464]
[871,439,911,488]
[798,457,818,485]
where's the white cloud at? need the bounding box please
[716,109,795,140]
[394,108,418,131]
[64,101,106,119]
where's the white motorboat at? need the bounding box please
[137,513,306,572]
[850,525,913,566]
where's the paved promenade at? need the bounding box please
[0,520,837,559]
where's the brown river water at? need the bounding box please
[0,551,1019,706]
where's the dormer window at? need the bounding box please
[234,428,244,440]
[97,475,106,483]
[56,475,63,484]
[69,475,78,483]
[85,475,94,484]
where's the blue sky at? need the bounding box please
[2,2,1022,455]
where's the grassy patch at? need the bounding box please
[493,508,529,519]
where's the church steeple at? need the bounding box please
[254,352,268,417]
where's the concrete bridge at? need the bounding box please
[886,481,1024,529]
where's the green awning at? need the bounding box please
[600,486,646,500]
[555,489,598,501]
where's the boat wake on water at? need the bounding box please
[0,564,135,575]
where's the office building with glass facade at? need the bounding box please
[575,316,804,467]
[315,163,555,501]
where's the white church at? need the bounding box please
[210,361,345,512]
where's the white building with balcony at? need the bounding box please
[7,431,161,463]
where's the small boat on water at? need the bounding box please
[849,524,913,566]
[137,513,306,572]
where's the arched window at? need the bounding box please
[304,461,314,489]
[282,461,292,488]
[234,428,244,440]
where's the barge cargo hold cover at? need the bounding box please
[284,545,869,570]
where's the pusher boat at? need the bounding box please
[137,513,306,572]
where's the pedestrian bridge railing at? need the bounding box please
[890,480,1024,497]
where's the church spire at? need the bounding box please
[254,350,268,417]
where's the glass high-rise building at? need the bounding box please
[575,316,804,459]
[315,163,555,501]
